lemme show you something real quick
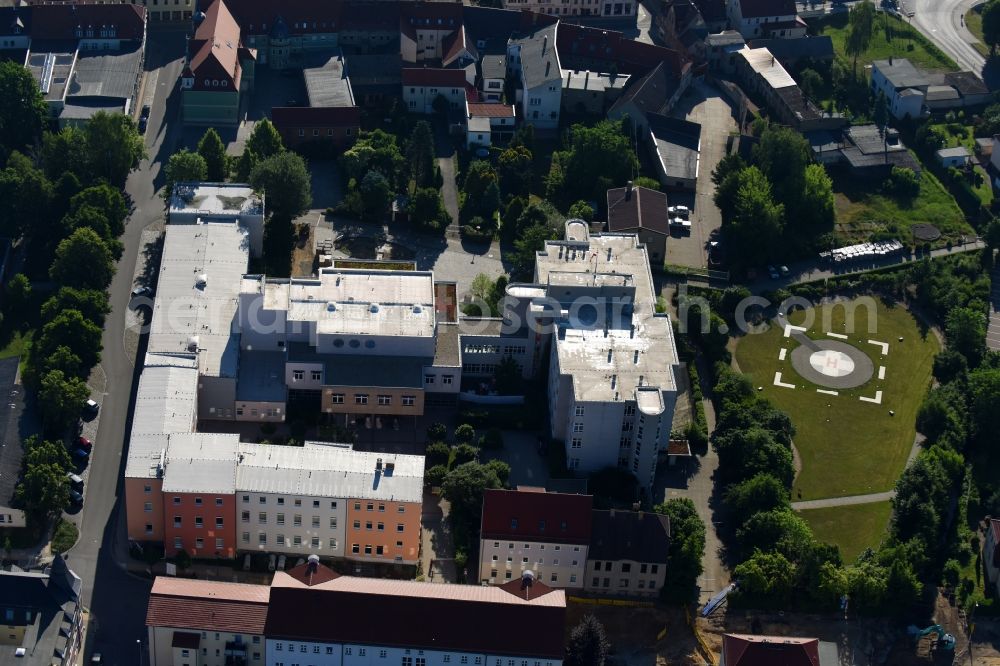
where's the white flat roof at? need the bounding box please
[148,221,250,377]
[255,269,436,338]
[235,442,425,503]
[124,353,199,479]
[162,433,240,494]
[535,233,678,403]
[169,182,263,218]
[737,46,796,90]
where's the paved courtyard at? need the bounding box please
[665,80,736,270]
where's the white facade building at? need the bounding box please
[726,0,803,39]
[169,183,265,257]
[508,24,562,130]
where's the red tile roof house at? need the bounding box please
[465,101,516,148]
[402,67,470,115]
[985,518,1000,597]
[720,634,827,666]
[478,487,593,588]
[146,558,567,666]
[180,0,256,126]
[606,183,670,264]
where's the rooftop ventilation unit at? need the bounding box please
[326,302,336,312]
[370,303,380,313]
[196,273,208,287]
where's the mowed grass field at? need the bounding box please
[799,500,892,563]
[734,298,939,500]
[812,12,958,72]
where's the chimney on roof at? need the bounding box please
[521,569,535,591]
[376,457,383,471]
[306,553,320,585]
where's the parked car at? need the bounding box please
[131,285,152,298]
[76,436,92,451]
[767,265,780,279]
[779,265,790,277]
[69,489,84,504]
[669,217,692,229]
[83,399,99,416]
[67,472,84,490]
[72,447,91,461]
[668,205,690,219]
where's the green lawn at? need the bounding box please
[965,6,990,57]
[734,298,939,500]
[812,12,958,72]
[50,519,79,554]
[833,169,973,247]
[799,501,892,563]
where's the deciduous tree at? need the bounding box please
[198,127,229,181]
[565,616,610,666]
[85,111,145,187]
[250,151,312,220]
[49,228,115,290]
[0,60,48,158]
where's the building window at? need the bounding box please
[215,497,223,506]
[571,438,582,449]
[242,532,249,543]
[365,544,372,555]
[573,422,584,433]
[355,393,369,405]
[575,405,585,416]
[311,370,322,381]
[397,523,404,532]
[402,395,415,406]
[216,517,224,528]
[173,497,181,505]
[352,543,360,553]
[174,537,182,549]
[511,518,518,529]
[293,370,304,381]
[144,502,152,512]
[216,538,224,550]
[443,375,453,385]
[294,515,302,527]
[424,375,435,384]
[377,395,392,406]
[331,393,345,404]
[259,533,267,545]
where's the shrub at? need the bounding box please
[454,424,476,444]
[427,422,447,441]
[425,464,448,487]
[51,519,78,554]
[425,442,451,468]
[452,443,480,466]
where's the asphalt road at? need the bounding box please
[68,26,187,665]
[908,0,987,77]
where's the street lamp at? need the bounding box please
[136,639,142,666]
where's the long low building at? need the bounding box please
[146,559,567,666]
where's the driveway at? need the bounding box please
[69,26,187,665]
[665,80,736,270]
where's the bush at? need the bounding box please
[427,422,447,441]
[425,442,451,468]
[461,225,493,243]
[51,518,78,554]
[452,443,480,466]
[882,167,920,199]
[454,424,476,444]
[480,428,504,450]
[942,559,962,587]
[425,464,448,487]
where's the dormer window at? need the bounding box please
[204,79,211,86]
[221,79,228,87]
[86,27,94,37]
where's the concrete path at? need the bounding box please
[792,490,895,511]
[987,265,1000,352]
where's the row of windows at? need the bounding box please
[174,536,225,550]
[591,577,658,589]
[351,520,406,532]
[241,512,336,528]
[292,370,322,381]
[296,127,354,138]
[491,541,579,550]
[462,363,497,374]
[351,543,403,556]
[242,532,335,549]
[491,569,571,584]
[236,405,282,418]
[492,555,578,567]
[423,375,453,385]
[273,651,554,666]
[172,516,224,528]
[168,496,224,506]
[243,496,338,508]
[329,393,418,406]
[591,560,659,574]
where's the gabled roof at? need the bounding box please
[721,634,821,666]
[480,487,593,544]
[872,58,930,89]
[606,185,669,235]
[736,0,797,19]
[402,67,467,87]
[189,0,244,88]
[442,24,470,67]
[513,22,561,89]
[467,102,515,118]
[266,567,566,658]
[589,509,670,563]
[609,60,683,119]
[146,577,270,635]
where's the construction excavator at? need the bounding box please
[908,624,957,653]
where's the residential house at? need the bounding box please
[726,0,805,40]
[180,0,256,126]
[466,101,516,147]
[649,0,710,62]
[478,487,593,588]
[720,634,836,666]
[480,54,508,102]
[402,67,468,114]
[706,30,746,73]
[837,124,922,177]
[936,146,971,168]
[146,577,269,666]
[693,0,729,31]
[584,509,671,597]
[0,556,83,666]
[557,22,691,78]
[945,71,992,107]
[508,23,562,130]
[562,69,629,115]
[870,58,929,119]
[647,114,701,190]
[609,61,688,134]
[148,559,566,666]
[984,518,1000,597]
[606,183,670,263]
[399,2,465,64]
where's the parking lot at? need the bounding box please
[664,80,737,270]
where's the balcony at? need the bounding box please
[225,642,248,666]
